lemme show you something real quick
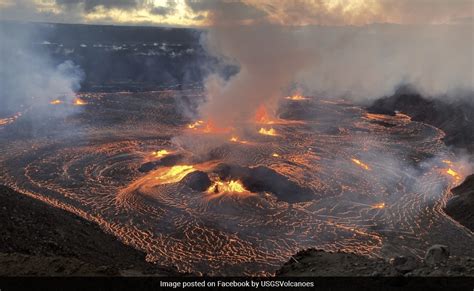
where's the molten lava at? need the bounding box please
[187,120,230,134]
[259,127,278,136]
[187,120,204,129]
[351,158,370,170]
[286,94,307,101]
[152,149,170,158]
[50,99,63,105]
[155,165,195,184]
[255,105,277,124]
[372,202,385,209]
[0,112,21,127]
[205,180,254,199]
[229,136,248,144]
[446,168,461,181]
[73,98,87,106]
[272,153,280,157]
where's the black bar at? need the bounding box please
[0,277,473,291]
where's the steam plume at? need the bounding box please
[196,2,473,126]
[0,23,84,116]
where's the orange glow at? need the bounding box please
[259,127,278,136]
[187,120,230,134]
[364,113,387,120]
[0,112,21,126]
[395,112,412,121]
[272,153,280,157]
[255,105,276,124]
[73,98,87,106]
[351,158,370,170]
[229,136,248,144]
[442,160,453,165]
[286,94,307,101]
[446,168,461,181]
[152,149,170,158]
[50,99,63,105]
[154,165,195,184]
[372,202,385,209]
[187,120,204,129]
[207,180,252,197]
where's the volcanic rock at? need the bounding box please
[278,247,474,277]
[445,174,474,231]
[368,87,474,152]
[0,185,180,276]
[391,255,419,273]
[424,245,450,266]
[212,163,315,203]
[182,171,212,192]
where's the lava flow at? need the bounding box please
[285,94,308,101]
[0,112,22,127]
[1,89,472,276]
[351,158,370,170]
[187,119,230,134]
[258,127,278,136]
[446,168,462,181]
[73,97,87,106]
[152,149,171,158]
[50,99,63,105]
[206,180,254,200]
[155,165,196,184]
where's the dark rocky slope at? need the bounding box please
[445,175,474,231]
[0,185,180,276]
[368,89,474,152]
[277,248,474,277]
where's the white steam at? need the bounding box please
[0,24,84,115]
[198,11,473,126]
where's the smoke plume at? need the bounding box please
[0,23,84,116]
[196,2,473,126]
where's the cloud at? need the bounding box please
[56,0,142,13]
[185,0,267,24]
[150,0,177,16]
[1,0,472,27]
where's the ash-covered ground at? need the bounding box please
[0,88,472,276]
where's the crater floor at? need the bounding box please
[0,89,472,275]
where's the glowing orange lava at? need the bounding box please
[187,120,204,129]
[372,202,385,209]
[272,153,280,157]
[187,120,230,134]
[351,158,370,170]
[154,165,195,184]
[73,98,87,106]
[285,94,307,101]
[152,149,171,158]
[446,168,461,181]
[259,127,278,136]
[0,112,21,126]
[229,136,248,144]
[255,105,277,124]
[364,113,386,120]
[207,180,247,194]
[50,99,63,105]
